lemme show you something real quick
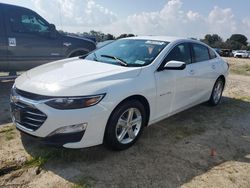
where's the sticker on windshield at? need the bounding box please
[135,60,145,65]
[145,41,165,45]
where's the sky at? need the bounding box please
[1,0,250,40]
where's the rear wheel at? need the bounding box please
[104,100,146,150]
[208,78,224,106]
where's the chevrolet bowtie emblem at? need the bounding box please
[11,95,20,103]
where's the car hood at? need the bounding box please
[15,58,142,96]
[63,35,95,44]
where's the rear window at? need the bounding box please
[192,43,210,62]
[209,48,217,59]
[8,10,49,33]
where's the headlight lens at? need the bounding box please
[45,94,105,110]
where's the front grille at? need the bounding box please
[11,88,47,131]
[11,102,47,131]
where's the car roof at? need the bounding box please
[0,2,31,11]
[122,36,217,51]
[125,36,187,43]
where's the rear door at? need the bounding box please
[4,6,63,71]
[0,5,8,71]
[190,43,219,102]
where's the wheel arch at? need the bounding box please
[217,75,226,89]
[103,94,150,149]
[108,95,151,127]
[67,48,90,58]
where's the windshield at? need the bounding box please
[84,39,168,67]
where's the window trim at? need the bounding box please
[7,8,51,34]
[208,48,218,60]
[157,42,192,71]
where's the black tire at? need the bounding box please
[104,100,147,150]
[208,78,224,106]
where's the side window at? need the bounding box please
[9,10,49,34]
[209,48,217,59]
[165,43,191,64]
[192,43,210,62]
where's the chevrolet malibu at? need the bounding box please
[10,36,229,150]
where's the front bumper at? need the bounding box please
[17,127,85,147]
[10,88,110,148]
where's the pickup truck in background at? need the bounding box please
[0,3,96,74]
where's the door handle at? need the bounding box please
[63,42,72,47]
[212,65,216,70]
[189,69,195,75]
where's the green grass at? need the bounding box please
[5,131,15,141]
[20,146,90,169]
[72,177,96,188]
[31,148,83,162]
[0,126,15,134]
[0,126,16,141]
[235,96,250,102]
[230,64,250,76]
[24,156,48,168]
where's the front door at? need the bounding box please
[155,43,197,118]
[0,9,8,71]
[4,6,63,71]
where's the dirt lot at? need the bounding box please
[0,58,250,188]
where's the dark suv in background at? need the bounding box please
[0,3,96,73]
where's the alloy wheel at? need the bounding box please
[115,108,142,144]
[213,80,223,104]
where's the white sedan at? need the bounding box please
[234,50,249,58]
[10,36,229,150]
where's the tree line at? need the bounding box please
[59,30,249,50]
[58,30,135,42]
[200,34,250,50]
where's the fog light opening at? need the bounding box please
[48,123,88,136]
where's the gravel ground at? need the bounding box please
[0,58,250,188]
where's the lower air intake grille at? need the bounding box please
[11,102,47,131]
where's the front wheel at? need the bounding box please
[208,78,224,106]
[104,100,147,150]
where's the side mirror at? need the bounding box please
[49,24,57,38]
[163,60,186,70]
[49,24,56,31]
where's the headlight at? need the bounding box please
[45,94,105,110]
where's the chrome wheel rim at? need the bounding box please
[213,81,223,104]
[115,108,142,144]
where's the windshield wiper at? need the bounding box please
[100,54,128,66]
[79,52,99,62]
[93,52,99,62]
